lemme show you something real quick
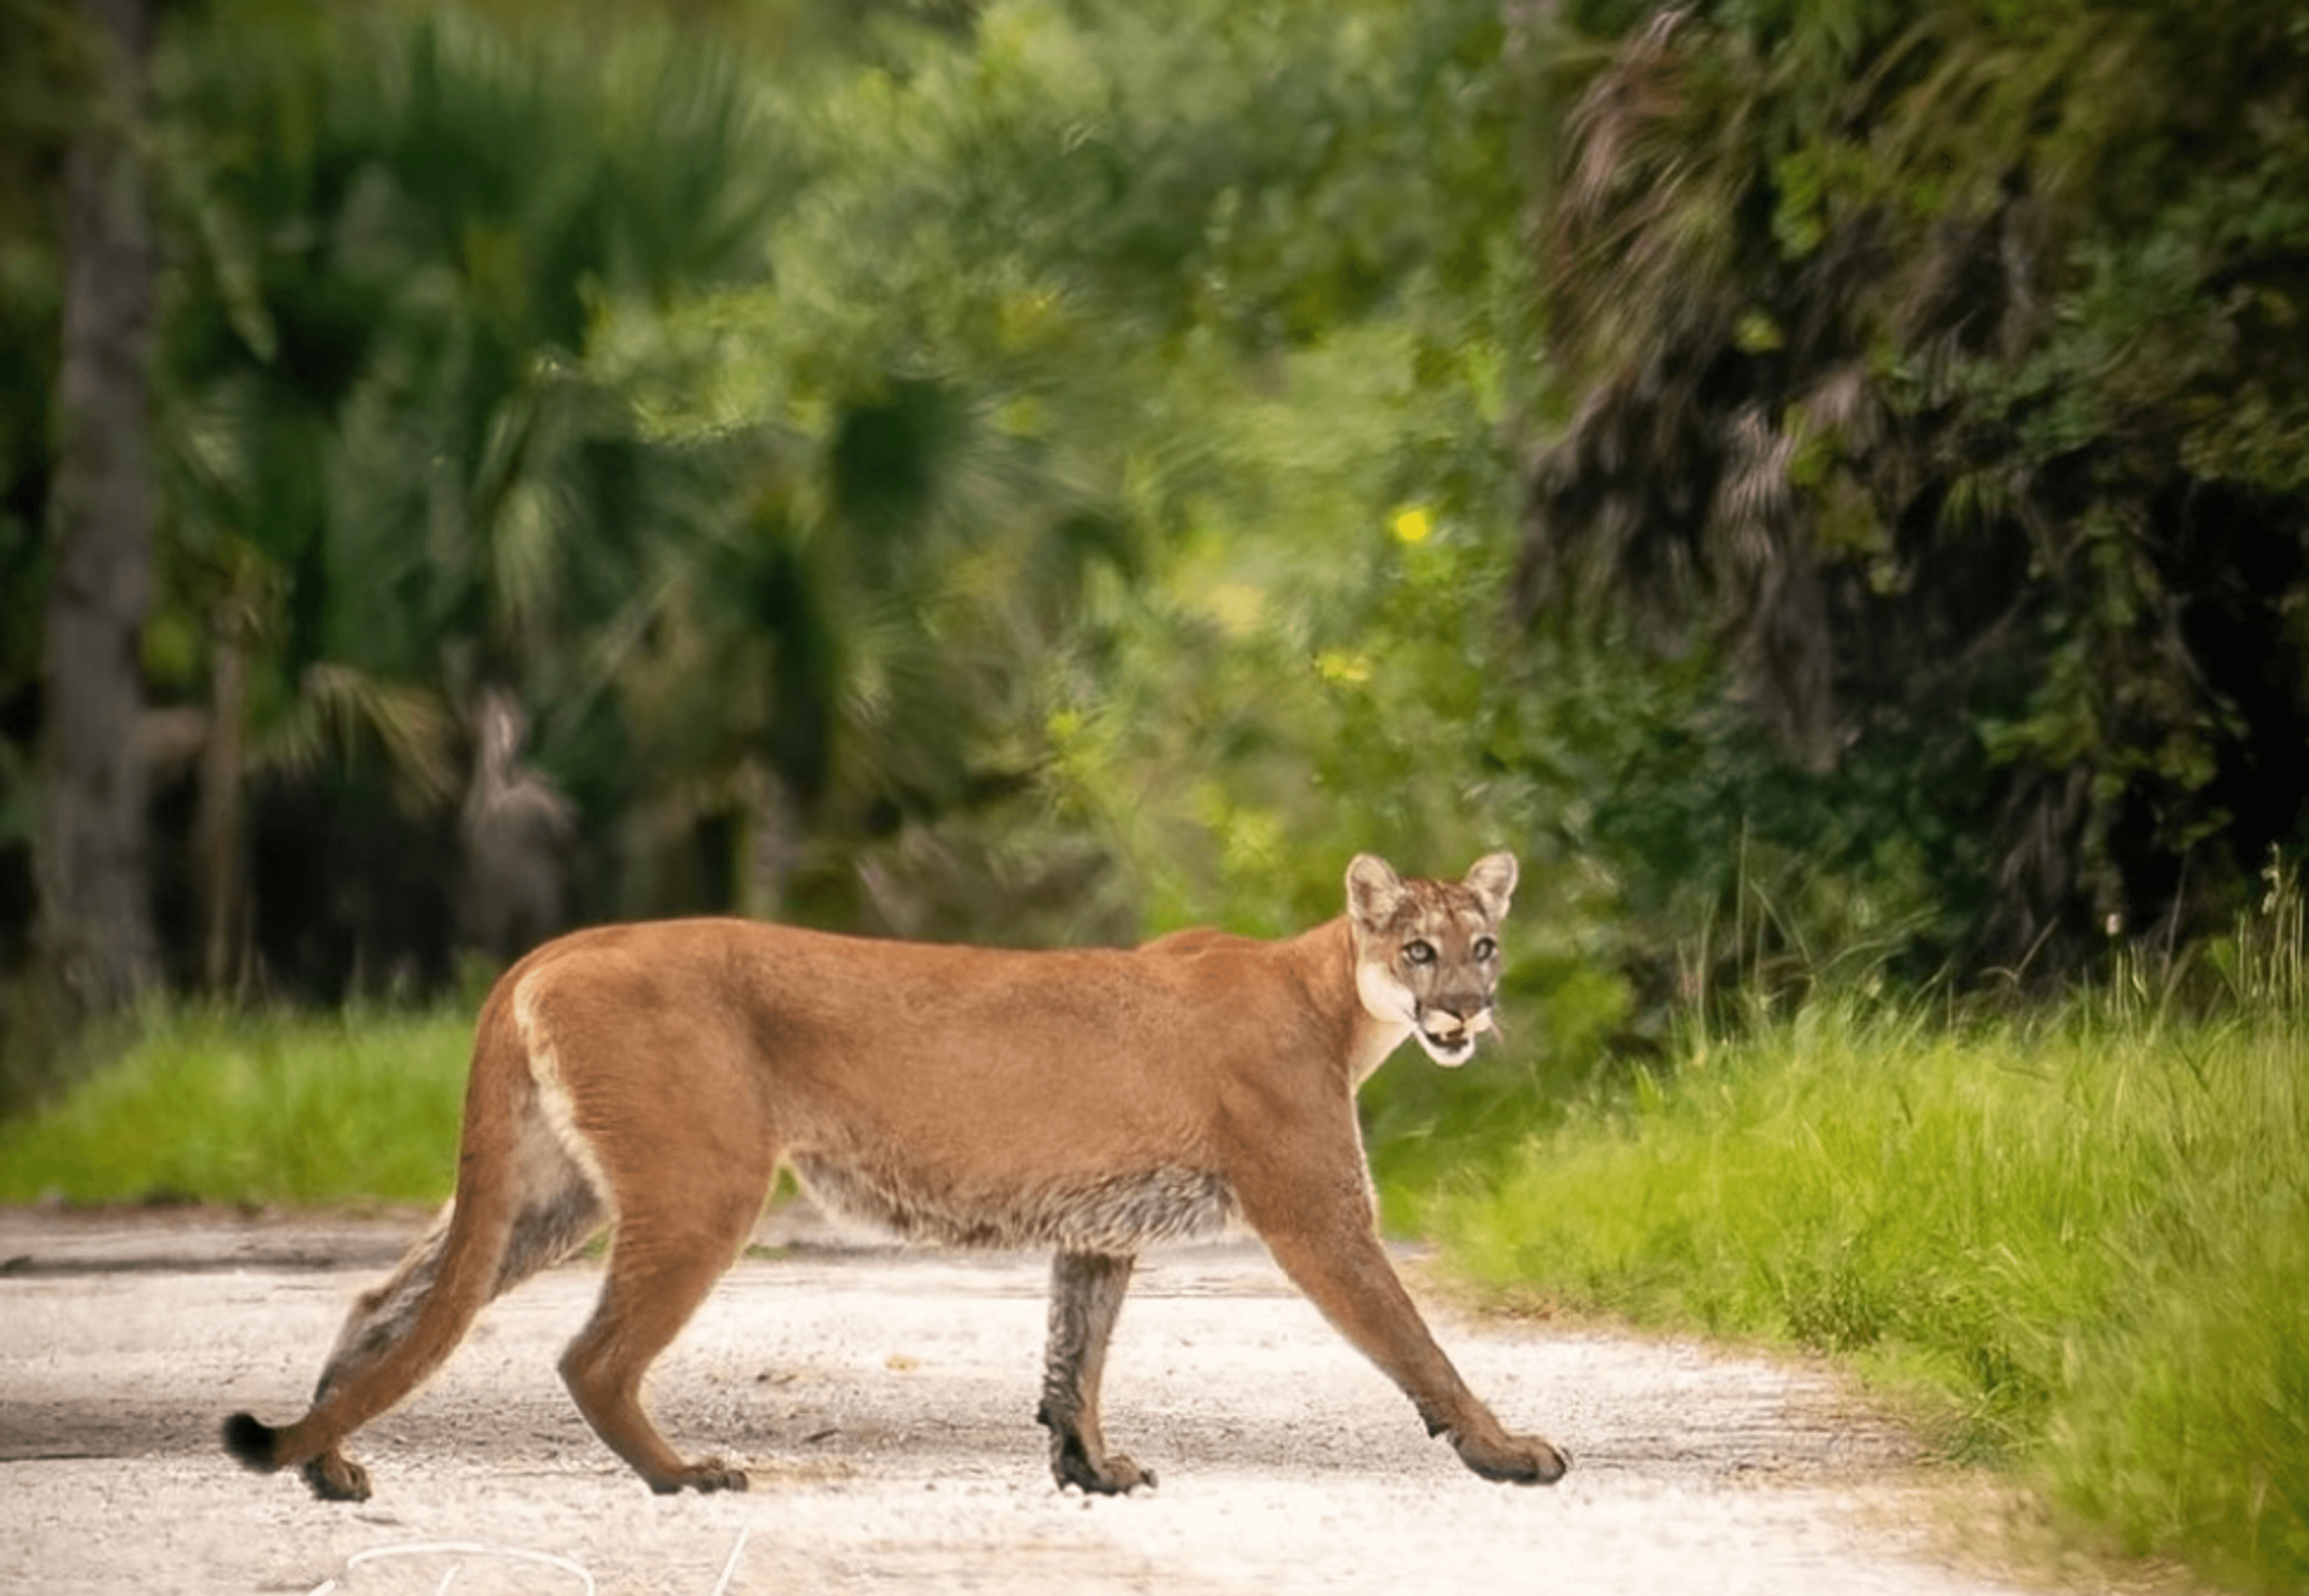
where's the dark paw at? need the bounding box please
[1053,1446,1154,1496]
[300,1451,373,1503]
[1456,1432,1569,1487]
[649,1457,750,1495]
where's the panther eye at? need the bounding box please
[1473,935,1498,961]
[1403,939,1437,966]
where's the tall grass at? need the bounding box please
[1430,952,2309,1591]
[0,1004,472,1206]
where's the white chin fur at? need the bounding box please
[1413,1005,1491,1066]
[1415,1030,1477,1067]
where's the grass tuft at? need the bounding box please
[0,1003,471,1207]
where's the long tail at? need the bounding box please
[223,993,532,1477]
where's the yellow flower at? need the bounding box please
[1390,505,1435,545]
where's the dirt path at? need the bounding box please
[3,1205,2037,1596]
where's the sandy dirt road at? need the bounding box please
[2,1205,2050,1596]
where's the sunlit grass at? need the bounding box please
[0,1004,471,1206]
[1426,997,2308,1593]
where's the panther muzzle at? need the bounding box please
[1413,1002,1497,1066]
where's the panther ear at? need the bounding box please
[1346,854,1408,930]
[1463,852,1518,920]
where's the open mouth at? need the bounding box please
[1414,1007,1492,1066]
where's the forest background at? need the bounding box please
[4,0,2308,1589]
[8,0,2309,1061]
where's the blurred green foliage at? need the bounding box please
[3,0,2305,1080]
[1521,0,2309,978]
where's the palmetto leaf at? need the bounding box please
[256,662,458,815]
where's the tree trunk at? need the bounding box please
[737,760,801,923]
[35,0,159,1010]
[197,599,249,992]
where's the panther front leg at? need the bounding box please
[1242,1169,1569,1487]
[1037,1250,1154,1494]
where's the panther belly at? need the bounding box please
[787,1155,1241,1252]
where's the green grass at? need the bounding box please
[1426,996,2309,1594]
[0,1004,471,1206]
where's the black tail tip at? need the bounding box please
[222,1411,281,1473]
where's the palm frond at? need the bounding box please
[255,662,458,814]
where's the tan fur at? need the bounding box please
[223,852,1568,1499]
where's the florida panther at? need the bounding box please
[225,852,1569,1500]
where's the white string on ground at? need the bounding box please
[709,1522,753,1596]
[304,1540,598,1596]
